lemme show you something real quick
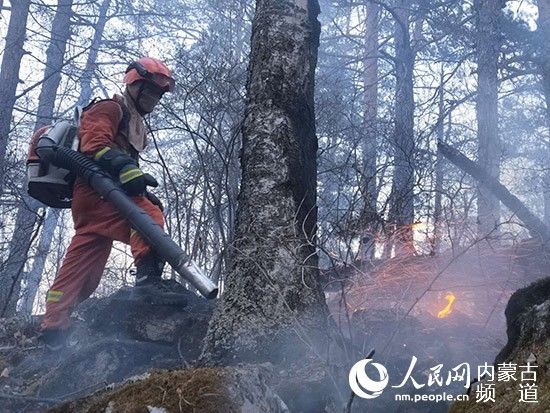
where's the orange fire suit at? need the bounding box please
[41,99,163,330]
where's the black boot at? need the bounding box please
[133,253,188,307]
[40,328,68,352]
[135,252,165,286]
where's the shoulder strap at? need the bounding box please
[81,96,136,158]
[117,100,130,135]
[82,97,102,112]
[73,105,83,127]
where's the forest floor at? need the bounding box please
[450,277,550,412]
[0,241,548,412]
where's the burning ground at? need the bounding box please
[324,239,550,411]
[0,240,548,412]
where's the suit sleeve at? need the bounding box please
[78,101,123,156]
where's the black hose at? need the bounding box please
[36,143,106,186]
[35,141,218,299]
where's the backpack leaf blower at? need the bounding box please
[29,126,218,299]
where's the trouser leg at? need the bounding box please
[41,233,112,330]
[91,195,164,263]
[128,196,164,262]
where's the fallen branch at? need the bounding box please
[0,345,41,352]
[437,140,550,243]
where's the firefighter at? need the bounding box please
[40,57,176,351]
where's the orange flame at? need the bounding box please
[437,293,456,318]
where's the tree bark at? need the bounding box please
[0,0,74,316]
[0,0,31,191]
[200,0,329,365]
[359,0,380,262]
[474,0,503,239]
[389,0,416,255]
[438,140,550,243]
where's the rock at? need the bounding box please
[495,277,550,364]
[450,277,550,412]
[0,281,341,412]
[80,281,213,356]
[0,281,215,412]
[25,339,176,399]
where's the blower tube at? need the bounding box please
[36,137,218,299]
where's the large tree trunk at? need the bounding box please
[474,0,503,240]
[389,0,416,255]
[200,0,329,365]
[0,0,74,316]
[438,140,550,243]
[537,0,550,227]
[0,0,31,191]
[359,0,380,262]
[19,0,111,315]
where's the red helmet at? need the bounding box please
[123,57,175,93]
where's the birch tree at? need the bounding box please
[19,0,112,314]
[474,0,504,240]
[0,0,31,191]
[200,0,329,364]
[0,0,74,315]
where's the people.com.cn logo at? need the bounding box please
[349,359,390,399]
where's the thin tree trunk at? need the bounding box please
[200,0,329,365]
[474,0,503,239]
[0,0,31,191]
[359,0,380,262]
[537,0,550,227]
[19,209,62,314]
[544,153,550,229]
[432,69,446,255]
[18,0,111,316]
[224,0,247,288]
[0,0,74,316]
[438,140,550,243]
[538,0,550,130]
[77,0,111,106]
[0,204,43,316]
[390,0,416,255]
[34,0,74,130]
